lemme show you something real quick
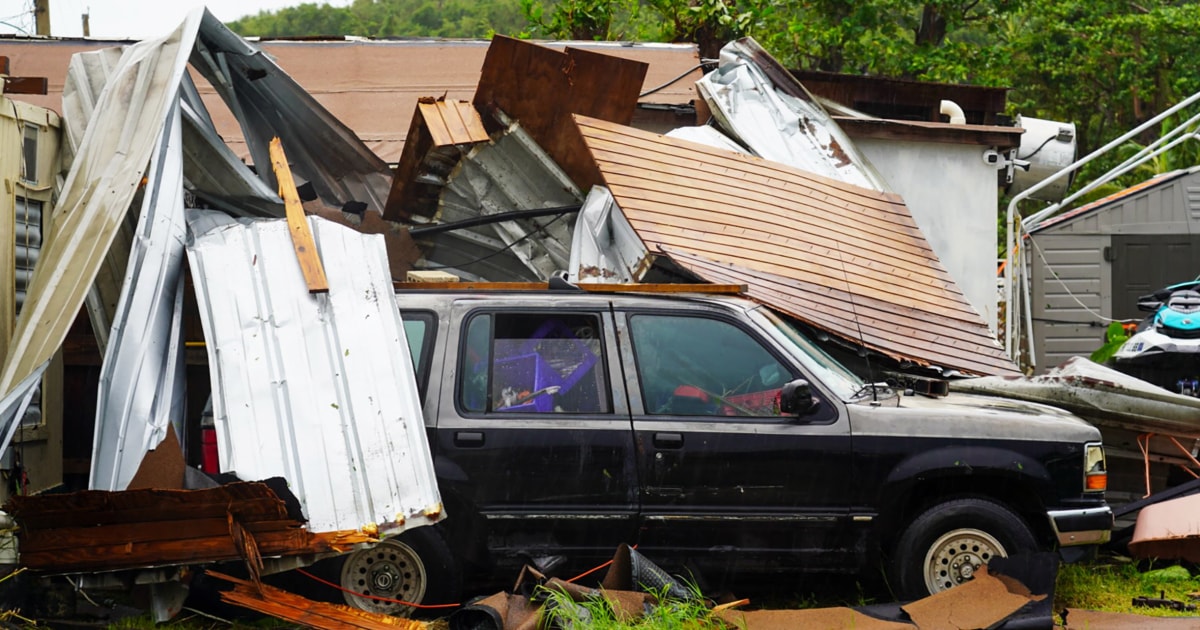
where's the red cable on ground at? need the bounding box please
[566,544,637,583]
[296,569,461,610]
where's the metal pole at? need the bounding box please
[1003,89,1200,363]
[81,12,89,37]
[34,0,50,35]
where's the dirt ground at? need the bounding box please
[1064,609,1200,629]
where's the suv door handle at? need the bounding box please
[654,432,683,449]
[454,431,485,448]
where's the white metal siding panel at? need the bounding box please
[186,213,442,536]
[1187,185,1200,225]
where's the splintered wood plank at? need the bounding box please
[209,571,428,630]
[269,137,329,294]
[2,76,48,95]
[18,517,299,552]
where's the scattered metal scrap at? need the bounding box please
[1129,493,1200,563]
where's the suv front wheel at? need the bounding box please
[891,497,1038,599]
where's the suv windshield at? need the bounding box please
[759,309,865,401]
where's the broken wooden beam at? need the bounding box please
[209,570,429,629]
[269,137,329,294]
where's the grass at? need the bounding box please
[538,581,726,630]
[1056,559,1200,617]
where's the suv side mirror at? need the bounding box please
[780,378,819,416]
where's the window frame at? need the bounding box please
[399,309,437,400]
[454,308,614,418]
[623,308,836,424]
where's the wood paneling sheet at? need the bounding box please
[576,115,1018,376]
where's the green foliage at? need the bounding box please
[227,0,527,39]
[537,581,722,629]
[1089,321,1130,364]
[1056,561,1200,617]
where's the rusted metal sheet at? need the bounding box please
[209,570,428,630]
[472,36,647,193]
[384,98,491,222]
[6,482,373,573]
[574,116,1019,376]
[1129,493,1200,562]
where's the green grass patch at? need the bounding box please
[1056,560,1200,617]
[538,582,725,629]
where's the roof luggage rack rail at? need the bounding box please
[391,281,746,294]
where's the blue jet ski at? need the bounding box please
[1112,279,1200,397]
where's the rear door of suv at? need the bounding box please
[617,304,856,576]
[432,299,638,569]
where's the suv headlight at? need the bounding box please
[1084,442,1107,492]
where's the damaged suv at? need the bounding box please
[332,287,1110,613]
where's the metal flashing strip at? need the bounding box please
[186,213,442,536]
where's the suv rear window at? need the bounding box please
[458,311,611,415]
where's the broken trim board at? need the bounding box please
[186,212,442,536]
[269,137,329,293]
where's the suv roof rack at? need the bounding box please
[392,281,746,294]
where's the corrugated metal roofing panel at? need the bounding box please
[575,115,1018,376]
[1028,170,1189,233]
[89,101,188,492]
[186,212,442,536]
[0,12,200,400]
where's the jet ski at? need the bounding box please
[1111,279,1200,397]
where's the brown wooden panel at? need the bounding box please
[19,528,320,571]
[19,517,299,552]
[2,76,48,95]
[599,177,940,263]
[577,122,904,212]
[472,36,645,190]
[575,115,1019,376]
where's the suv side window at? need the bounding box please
[458,311,611,415]
[629,313,792,417]
[400,310,436,397]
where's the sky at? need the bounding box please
[0,0,349,39]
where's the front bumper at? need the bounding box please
[1047,506,1113,546]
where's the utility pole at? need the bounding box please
[81,12,89,37]
[34,0,50,36]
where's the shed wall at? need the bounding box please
[1030,233,1110,370]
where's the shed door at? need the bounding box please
[1110,235,1200,319]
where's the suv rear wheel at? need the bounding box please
[337,527,461,616]
[891,497,1037,599]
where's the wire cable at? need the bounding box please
[419,212,568,271]
[640,62,712,98]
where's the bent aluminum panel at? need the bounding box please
[432,119,580,280]
[189,11,392,214]
[696,38,888,191]
[186,212,442,535]
[0,12,202,398]
[568,186,648,284]
[89,101,188,491]
[0,362,48,457]
[952,356,1200,437]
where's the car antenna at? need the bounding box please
[830,238,880,402]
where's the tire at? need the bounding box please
[890,497,1038,600]
[335,526,462,617]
